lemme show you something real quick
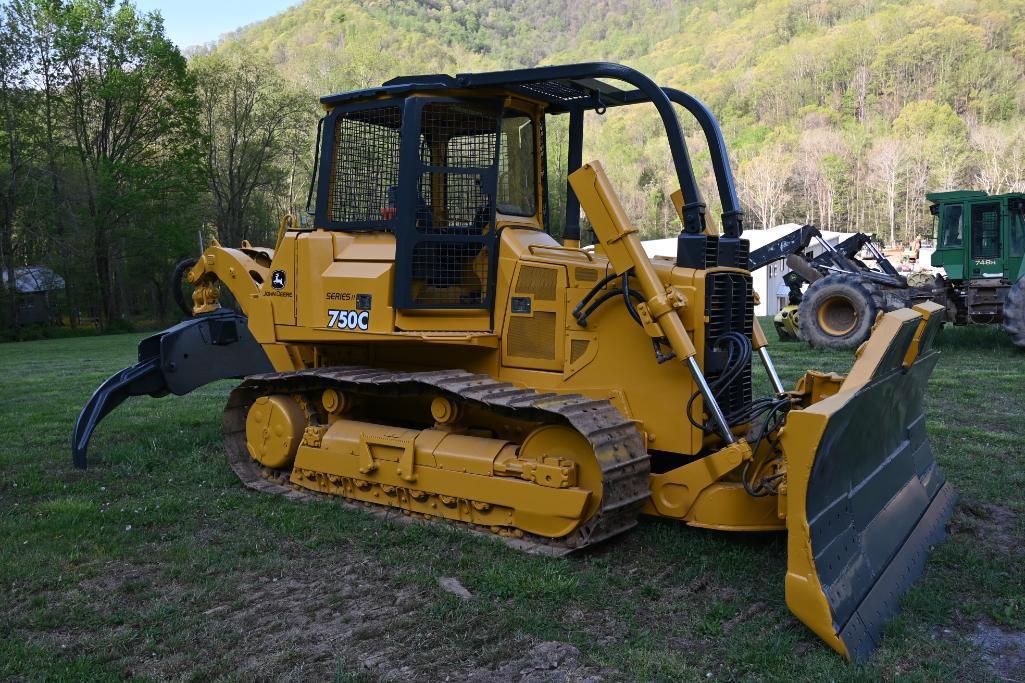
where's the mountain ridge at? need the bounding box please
[212,0,1025,240]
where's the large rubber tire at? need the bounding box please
[171,257,198,318]
[798,273,883,350]
[1003,276,1025,348]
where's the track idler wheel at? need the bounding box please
[246,394,305,469]
[506,424,604,538]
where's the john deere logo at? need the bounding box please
[271,270,286,290]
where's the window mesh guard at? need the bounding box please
[404,101,499,308]
[329,106,402,226]
[971,203,1001,260]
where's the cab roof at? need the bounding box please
[321,67,632,114]
[927,190,1025,203]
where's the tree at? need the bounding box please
[10,0,79,325]
[867,138,906,246]
[0,6,29,329]
[893,100,970,191]
[54,0,203,326]
[971,124,1025,195]
[192,47,312,246]
[737,143,794,229]
[1005,128,1025,192]
[796,124,846,230]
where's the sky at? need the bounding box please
[132,0,299,49]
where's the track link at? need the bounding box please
[222,367,651,555]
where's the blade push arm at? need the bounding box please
[568,161,737,445]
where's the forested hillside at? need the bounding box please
[3,0,1025,332]
[220,0,1025,242]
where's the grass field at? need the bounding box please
[1,323,1023,681]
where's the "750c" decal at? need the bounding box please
[327,309,370,331]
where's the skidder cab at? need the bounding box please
[73,63,954,661]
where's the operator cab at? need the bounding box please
[309,64,748,321]
[929,190,1025,282]
[312,92,545,311]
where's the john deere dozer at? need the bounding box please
[73,63,954,661]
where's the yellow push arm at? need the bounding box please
[568,162,696,359]
[568,161,738,445]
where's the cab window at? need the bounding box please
[497,112,537,217]
[939,204,963,247]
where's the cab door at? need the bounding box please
[967,200,1004,279]
[392,97,502,313]
[932,202,967,280]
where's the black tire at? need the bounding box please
[798,273,883,350]
[1004,276,1025,348]
[171,257,198,318]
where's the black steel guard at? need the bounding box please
[454,63,712,235]
[322,62,748,255]
[72,309,273,469]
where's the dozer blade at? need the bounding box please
[780,301,955,662]
[72,309,272,469]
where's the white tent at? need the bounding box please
[640,225,858,316]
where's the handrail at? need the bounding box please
[527,244,595,261]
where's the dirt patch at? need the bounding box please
[951,502,1024,556]
[465,641,616,682]
[562,606,630,648]
[722,601,768,634]
[75,560,158,594]
[15,547,623,680]
[971,622,1025,681]
[166,555,428,680]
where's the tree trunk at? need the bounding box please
[94,219,113,327]
[1,207,16,329]
[0,76,19,330]
[42,50,75,328]
[151,276,166,322]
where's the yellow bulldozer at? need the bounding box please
[73,63,955,661]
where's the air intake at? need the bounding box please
[516,265,558,301]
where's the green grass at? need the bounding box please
[1,322,1022,680]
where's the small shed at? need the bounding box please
[2,266,66,325]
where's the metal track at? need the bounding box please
[222,366,651,555]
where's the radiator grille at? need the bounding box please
[516,265,557,301]
[704,271,754,424]
[508,312,557,359]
